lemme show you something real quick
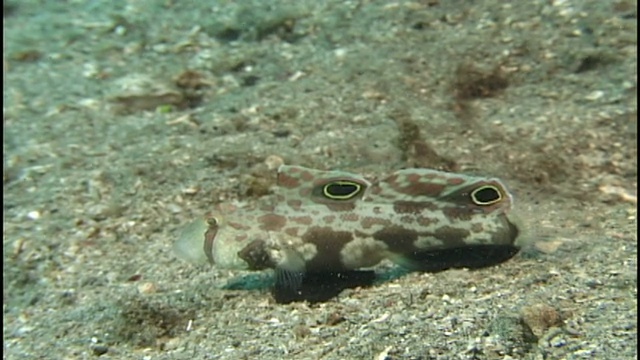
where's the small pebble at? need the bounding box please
[585,90,604,101]
[138,282,157,294]
[91,345,109,356]
[521,303,563,337]
[264,155,284,170]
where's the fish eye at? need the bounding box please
[206,217,219,227]
[470,185,502,205]
[322,180,363,200]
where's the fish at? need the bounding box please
[174,165,521,295]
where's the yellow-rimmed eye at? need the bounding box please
[322,181,363,200]
[470,185,502,205]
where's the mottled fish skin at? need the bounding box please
[174,165,520,277]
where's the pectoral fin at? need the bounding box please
[272,247,307,291]
[274,267,306,295]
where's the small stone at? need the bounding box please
[27,210,41,220]
[485,315,537,356]
[264,155,284,170]
[181,186,200,195]
[521,303,563,337]
[533,239,564,254]
[91,345,109,356]
[293,325,311,339]
[272,129,290,138]
[138,282,157,294]
[585,90,604,101]
[549,335,567,347]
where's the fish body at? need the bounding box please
[175,165,521,289]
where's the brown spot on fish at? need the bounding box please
[434,226,471,244]
[361,216,392,229]
[228,221,252,230]
[393,201,438,214]
[383,193,401,201]
[446,177,466,185]
[302,227,354,270]
[300,170,315,182]
[373,226,419,254]
[399,215,415,224]
[322,214,336,224]
[441,206,474,221]
[405,173,421,184]
[324,202,356,212]
[471,222,485,233]
[258,213,287,231]
[383,174,399,186]
[277,172,301,189]
[292,216,313,225]
[416,215,439,227]
[401,181,446,197]
[287,199,303,210]
[370,186,383,196]
[238,240,275,270]
[298,188,313,198]
[284,227,301,237]
[420,172,441,180]
[340,213,360,222]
